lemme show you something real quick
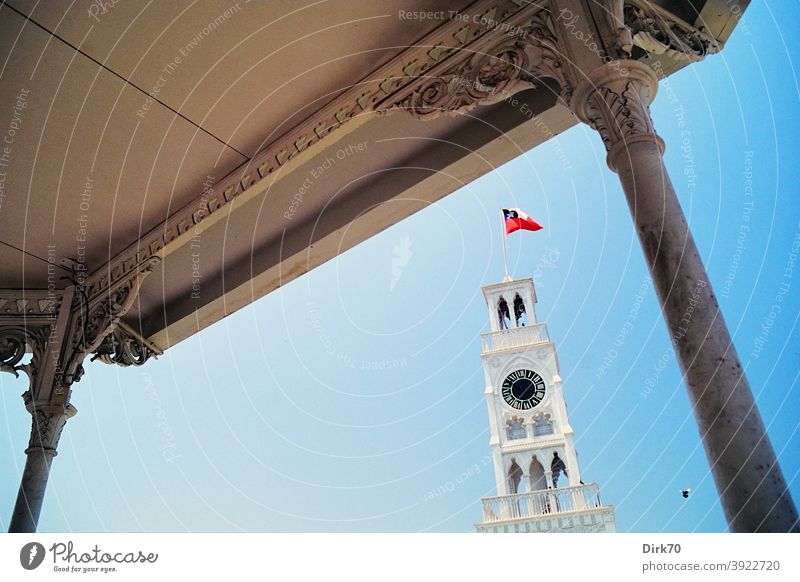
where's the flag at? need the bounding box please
[502,208,543,235]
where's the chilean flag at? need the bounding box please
[503,208,543,235]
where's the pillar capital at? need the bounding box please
[570,59,663,172]
[23,405,76,457]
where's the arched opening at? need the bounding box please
[513,293,527,327]
[497,296,511,329]
[551,452,568,487]
[507,459,523,494]
[506,417,527,440]
[533,413,554,436]
[529,457,547,491]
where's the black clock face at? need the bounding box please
[501,369,546,410]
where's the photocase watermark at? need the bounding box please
[142,372,180,463]
[750,223,800,359]
[137,3,242,119]
[74,175,94,287]
[651,58,699,192]
[190,175,215,300]
[423,455,492,502]
[397,10,449,21]
[719,0,751,35]
[596,277,650,380]
[47,540,157,573]
[20,542,46,570]
[19,539,159,573]
[720,150,754,299]
[390,235,412,291]
[531,246,561,287]
[284,141,369,220]
[679,130,697,192]
[306,300,407,371]
[504,95,572,171]
[640,347,673,399]
[398,7,532,39]
[87,0,123,23]
[554,9,630,78]
[672,279,707,345]
[641,279,706,398]
[0,87,29,212]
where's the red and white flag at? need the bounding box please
[502,208,543,235]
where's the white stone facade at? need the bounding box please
[476,277,615,533]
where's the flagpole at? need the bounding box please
[500,209,510,281]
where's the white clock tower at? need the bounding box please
[475,276,616,533]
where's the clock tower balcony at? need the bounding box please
[481,323,550,355]
[476,483,616,533]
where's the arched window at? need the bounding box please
[506,417,527,440]
[507,460,523,494]
[513,293,527,327]
[551,452,568,487]
[497,297,511,329]
[533,413,554,436]
[529,457,547,491]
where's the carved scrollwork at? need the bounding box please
[0,326,49,381]
[64,257,161,385]
[623,0,719,61]
[91,323,159,367]
[382,6,573,119]
[516,6,573,102]
[395,42,531,119]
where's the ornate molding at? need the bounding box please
[0,290,60,320]
[1,259,159,411]
[91,320,162,367]
[0,325,49,382]
[79,1,723,310]
[62,258,161,387]
[376,4,571,118]
[623,0,720,62]
[87,0,564,287]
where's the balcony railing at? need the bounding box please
[481,323,549,353]
[480,483,604,524]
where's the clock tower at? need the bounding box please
[475,276,616,533]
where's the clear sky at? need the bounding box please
[2,1,799,533]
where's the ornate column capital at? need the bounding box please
[570,59,663,172]
[23,403,76,457]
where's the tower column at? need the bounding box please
[563,436,581,487]
[571,59,798,532]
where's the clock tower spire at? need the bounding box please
[475,276,616,533]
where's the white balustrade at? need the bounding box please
[481,323,550,353]
[480,483,603,524]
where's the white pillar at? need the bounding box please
[572,60,799,533]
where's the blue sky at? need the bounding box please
[2,1,799,533]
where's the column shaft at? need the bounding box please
[9,448,56,533]
[8,408,69,533]
[612,138,799,532]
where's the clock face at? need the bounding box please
[501,369,546,410]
